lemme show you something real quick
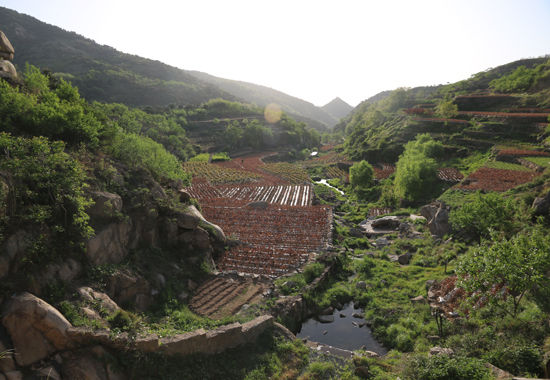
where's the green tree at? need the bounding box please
[393,134,441,203]
[435,97,458,119]
[350,160,374,190]
[457,227,550,317]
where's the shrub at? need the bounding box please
[303,262,325,283]
[350,160,374,190]
[449,191,518,240]
[403,354,492,380]
[484,345,542,376]
[110,132,189,183]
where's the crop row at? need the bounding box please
[457,167,540,192]
[412,117,469,124]
[187,184,312,207]
[183,162,261,184]
[437,168,464,182]
[261,163,311,184]
[202,205,332,276]
[457,111,550,120]
[497,149,550,157]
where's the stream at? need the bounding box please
[296,302,387,354]
[314,179,345,195]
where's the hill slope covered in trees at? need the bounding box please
[0,6,335,131]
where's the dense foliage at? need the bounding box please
[394,134,442,203]
[449,191,519,240]
[457,227,550,316]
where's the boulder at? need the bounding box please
[107,271,151,308]
[86,222,132,265]
[87,191,123,219]
[371,216,400,230]
[398,252,412,265]
[0,61,17,82]
[2,293,72,366]
[0,31,14,60]
[420,201,451,237]
[178,189,191,203]
[176,205,203,230]
[77,287,120,314]
[532,192,550,216]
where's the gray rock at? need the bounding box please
[375,237,390,247]
[0,61,17,82]
[398,252,412,265]
[420,201,451,237]
[356,281,367,290]
[317,315,335,323]
[87,191,122,219]
[352,312,364,319]
[2,293,72,366]
[371,216,400,229]
[0,31,15,60]
[86,222,132,265]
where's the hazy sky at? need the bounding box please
[2,0,550,106]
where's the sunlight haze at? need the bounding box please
[1,0,549,106]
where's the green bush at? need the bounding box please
[449,191,519,240]
[0,133,93,255]
[110,133,189,183]
[403,354,492,380]
[350,160,374,190]
[394,134,442,203]
[303,262,325,283]
[484,345,542,376]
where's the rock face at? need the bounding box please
[2,293,72,366]
[87,191,123,219]
[420,201,451,237]
[86,221,132,265]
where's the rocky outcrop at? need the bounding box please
[86,221,132,265]
[87,191,123,219]
[2,293,72,366]
[107,270,152,311]
[0,31,17,83]
[77,287,120,314]
[420,201,451,237]
[0,31,14,60]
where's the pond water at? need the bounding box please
[296,302,387,354]
[314,179,345,195]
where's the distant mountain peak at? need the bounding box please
[321,97,353,120]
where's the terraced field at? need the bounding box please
[189,276,268,319]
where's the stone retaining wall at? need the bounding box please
[68,315,273,356]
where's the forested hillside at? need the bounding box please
[0,6,334,131]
